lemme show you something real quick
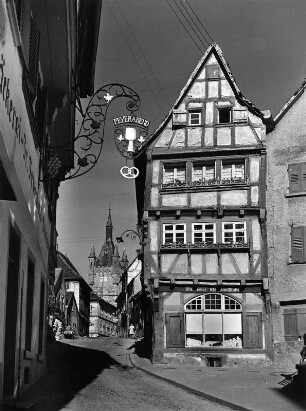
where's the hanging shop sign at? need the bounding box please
[113,115,150,179]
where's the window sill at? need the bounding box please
[285,192,306,198]
[287,261,306,266]
[161,182,250,193]
[24,350,34,360]
[160,242,250,253]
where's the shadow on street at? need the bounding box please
[127,338,151,360]
[16,340,123,411]
[270,372,306,410]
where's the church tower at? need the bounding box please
[88,207,128,305]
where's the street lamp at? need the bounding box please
[45,83,150,181]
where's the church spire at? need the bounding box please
[88,241,96,260]
[106,203,113,241]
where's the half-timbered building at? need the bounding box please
[135,44,273,365]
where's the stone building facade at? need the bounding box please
[0,0,101,405]
[266,79,306,366]
[89,293,117,337]
[135,44,273,365]
[88,209,129,305]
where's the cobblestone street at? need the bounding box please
[16,337,230,411]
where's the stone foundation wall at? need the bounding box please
[273,341,303,369]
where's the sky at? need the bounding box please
[57,0,306,280]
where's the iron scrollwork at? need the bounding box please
[47,84,147,181]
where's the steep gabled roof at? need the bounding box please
[147,43,271,146]
[274,78,306,125]
[57,251,92,291]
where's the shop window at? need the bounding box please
[218,108,232,124]
[188,110,201,126]
[162,164,186,188]
[192,223,216,244]
[221,160,245,183]
[163,224,186,244]
[192,162,215,185]
[184,294,242,348]
[283,305,306,341]
[222,222,247,244]
[291,226,306,263]
[288,162,306,194]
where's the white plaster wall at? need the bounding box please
[187,128,202,147]
[204,128,214,146]
[217,127,231,145]
[208,81,218,98]
[188,82,206,98]
[251,186,259,206]
[190,192,217,207]
[221,80,234,97]
[221,190,248,206]
[252,219,261,251]
[205,102,214,124]
[149,221,159,252]
[150,187,159,207]
[171,129,185,147]
[155,129,172,148]
[235,127,258,145]
[250,157,260,183]
[162,194,188,207]
[152,161,160,184]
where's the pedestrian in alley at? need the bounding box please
[300,331,306,363]
[128,323,135,338]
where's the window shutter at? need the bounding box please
[301,163,306,192]
[19,0,31,67]
[27,18,40,94]
[233,109,248,123]
[288,163,301,193]
[297,307,306,338]
[283,309,298,341]
[165,313,184,348]
[243,312,262,348]
[291,226,305,263]
[172,110,187,126]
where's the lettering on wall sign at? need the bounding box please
[0,53,49,247]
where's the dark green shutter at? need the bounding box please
[301,163,306,192]
[165,313,185,348]
[27,18,40,94]
[288,163,301,193]
[243,312,262,348]
[291,226,305,263]
[283,309,298,341]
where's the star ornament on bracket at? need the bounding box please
[103,93,113,103]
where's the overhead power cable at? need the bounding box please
[115,0,171,110]
[166,0,204,54]
[105,0,168,116]
[174,0,210,49]
[184,0,214,44]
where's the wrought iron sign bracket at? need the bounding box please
[43,83,150,182]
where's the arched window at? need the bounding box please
[184,294,242,348]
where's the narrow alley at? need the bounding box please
[16,337,229,411]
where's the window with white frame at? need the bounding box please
[192,162,215,184]
[192,223,216,243]
[221,160,245,182]
[163,164,186,187]
[185,294,243,348]
[188,110,201,126]
[222,222,246,244]
[163,224,186,244]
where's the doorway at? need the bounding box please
[3,225,21,397]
